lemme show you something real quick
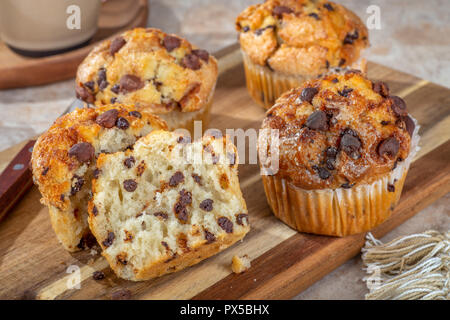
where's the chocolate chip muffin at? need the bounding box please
[88,130,250,280]
[236,0,369,108]
[31,104,167,251]
[76,28,218,134]
[259,72,419,236]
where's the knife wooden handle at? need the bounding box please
[0,140,36,222]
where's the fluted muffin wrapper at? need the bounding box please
[261,116,420,236]
[242,51,367,109]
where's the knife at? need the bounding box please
[0,99,85,222]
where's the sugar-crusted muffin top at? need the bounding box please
[236,0,369,76]
[31,104,167,210]
[76,28,218,114]
[260,72,415,189]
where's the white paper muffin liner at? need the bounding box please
[242,51,367,109]
[262,117,420,236]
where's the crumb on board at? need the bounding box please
[231,254,251,274]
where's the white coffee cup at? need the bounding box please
[0,0,101,56]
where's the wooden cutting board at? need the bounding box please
[0,44,449,300]
[0,0,148,89]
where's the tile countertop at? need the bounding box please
[0,0,448,299]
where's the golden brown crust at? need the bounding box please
[260,72,413,189]
[31,104,167,210]
[76,28,218,114]
[236,0,369,76]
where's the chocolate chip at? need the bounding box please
[117,254,128,265]
[77,233,97,250]
[317,167,331,179]
[102,231,115,247]
[309,13,320,20]
[116,117,129,130]
[93,271,105,280]
[381,120,390,126]
[325,60,330,69]
[236,213,249,226]
[128,110,141,118]
[324,3,334,11]
[340,131,361,159]
[301,87,318,103]
[390,96,408,117]
[343,30,359,44]
[378,137,400,158]
[373,81,390,97]
[162,35,181,52]
[119,74,144,93]
[192,49,209,62]
[272,5,293,18]
[199,199,213,212]
[42,167,49,176]
[123,179,137,192]
[97,68,108,90]
[182,54,201,70]
[338,87,353,97]
[254,28,264,36]
[326,159,335,170]
[174,198,189,223]
[341,182,355,189]
[402,115,415,137]
[93,168,101,179]
[169,171,184,187]
[76,85,95,104]
[111,84,120,94]
[68,142,95,163]
[70,176,84,195]
[161,241,169,250]
[96,109,118,128]
[204,230,216,243]
[92,206,98,216]
[179,189,192,206]
[111,289,131,300]
[387,184,395,192]
[153,212,168,220]
[84,81,95,92]
[331,78,339,83]
[60,194,65,201]
[192,174,202,185]
[110,36,126,55]
[124,156,135,168]
[306,110,328,131]
[326,146,338,159]
[217,217,233,233]
[242,26,250,32]
[339,58,346,67]
[110,97,117,103]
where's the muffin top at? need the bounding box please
[31,104,167,210]
[76,28,218,114]
[236,0,369,76]
[260,72,415,190]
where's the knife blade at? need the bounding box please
[0,99,86,222]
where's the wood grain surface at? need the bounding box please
[0,44,449,300]
[0,0,148,89]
